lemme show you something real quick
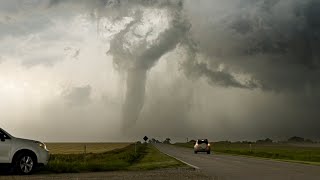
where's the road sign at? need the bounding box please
[143,136,148,142]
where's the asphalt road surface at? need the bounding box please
[155,144,320,180]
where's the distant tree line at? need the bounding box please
[287,136,314,143]
[143,136,318,144]
[221,136,317,144]
[146,138,171,144]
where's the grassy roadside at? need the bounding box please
[129,145,184,170]
[174,142,320,165]
[42,143,184,173]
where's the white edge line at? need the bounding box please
[154,145,200,170]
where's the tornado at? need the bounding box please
[121,68,147,129]
[107,0,188,130]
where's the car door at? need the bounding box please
[0,130,12,163]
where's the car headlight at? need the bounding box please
[35,141,48,151]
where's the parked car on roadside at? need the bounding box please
[0,128,49,174]
[194,139,211,154]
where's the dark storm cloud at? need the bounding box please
[3,0,319,92]
[178,0,320,138]
[182,60,258,89]
[184,0,320,93]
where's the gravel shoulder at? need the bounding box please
[0,168,212,180]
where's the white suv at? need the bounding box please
[0,128,49,174]
[194,139,211,154]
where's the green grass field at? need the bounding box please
[175,142,320,164]
[43,143,184,173]
[46,143,131,154]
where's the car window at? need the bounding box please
[0,131,4,138]
[198,140,208,144]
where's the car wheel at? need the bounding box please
[194,151,197,154]
[14,153,36,175]
[207,151,210,154]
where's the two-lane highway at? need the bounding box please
[155,144,320,180]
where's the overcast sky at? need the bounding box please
[0,0,319,142]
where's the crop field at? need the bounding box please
[46,143,131,154]
[175,142,320,164]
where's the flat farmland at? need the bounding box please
[46,143,131,154]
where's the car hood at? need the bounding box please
[14,137,40,144]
